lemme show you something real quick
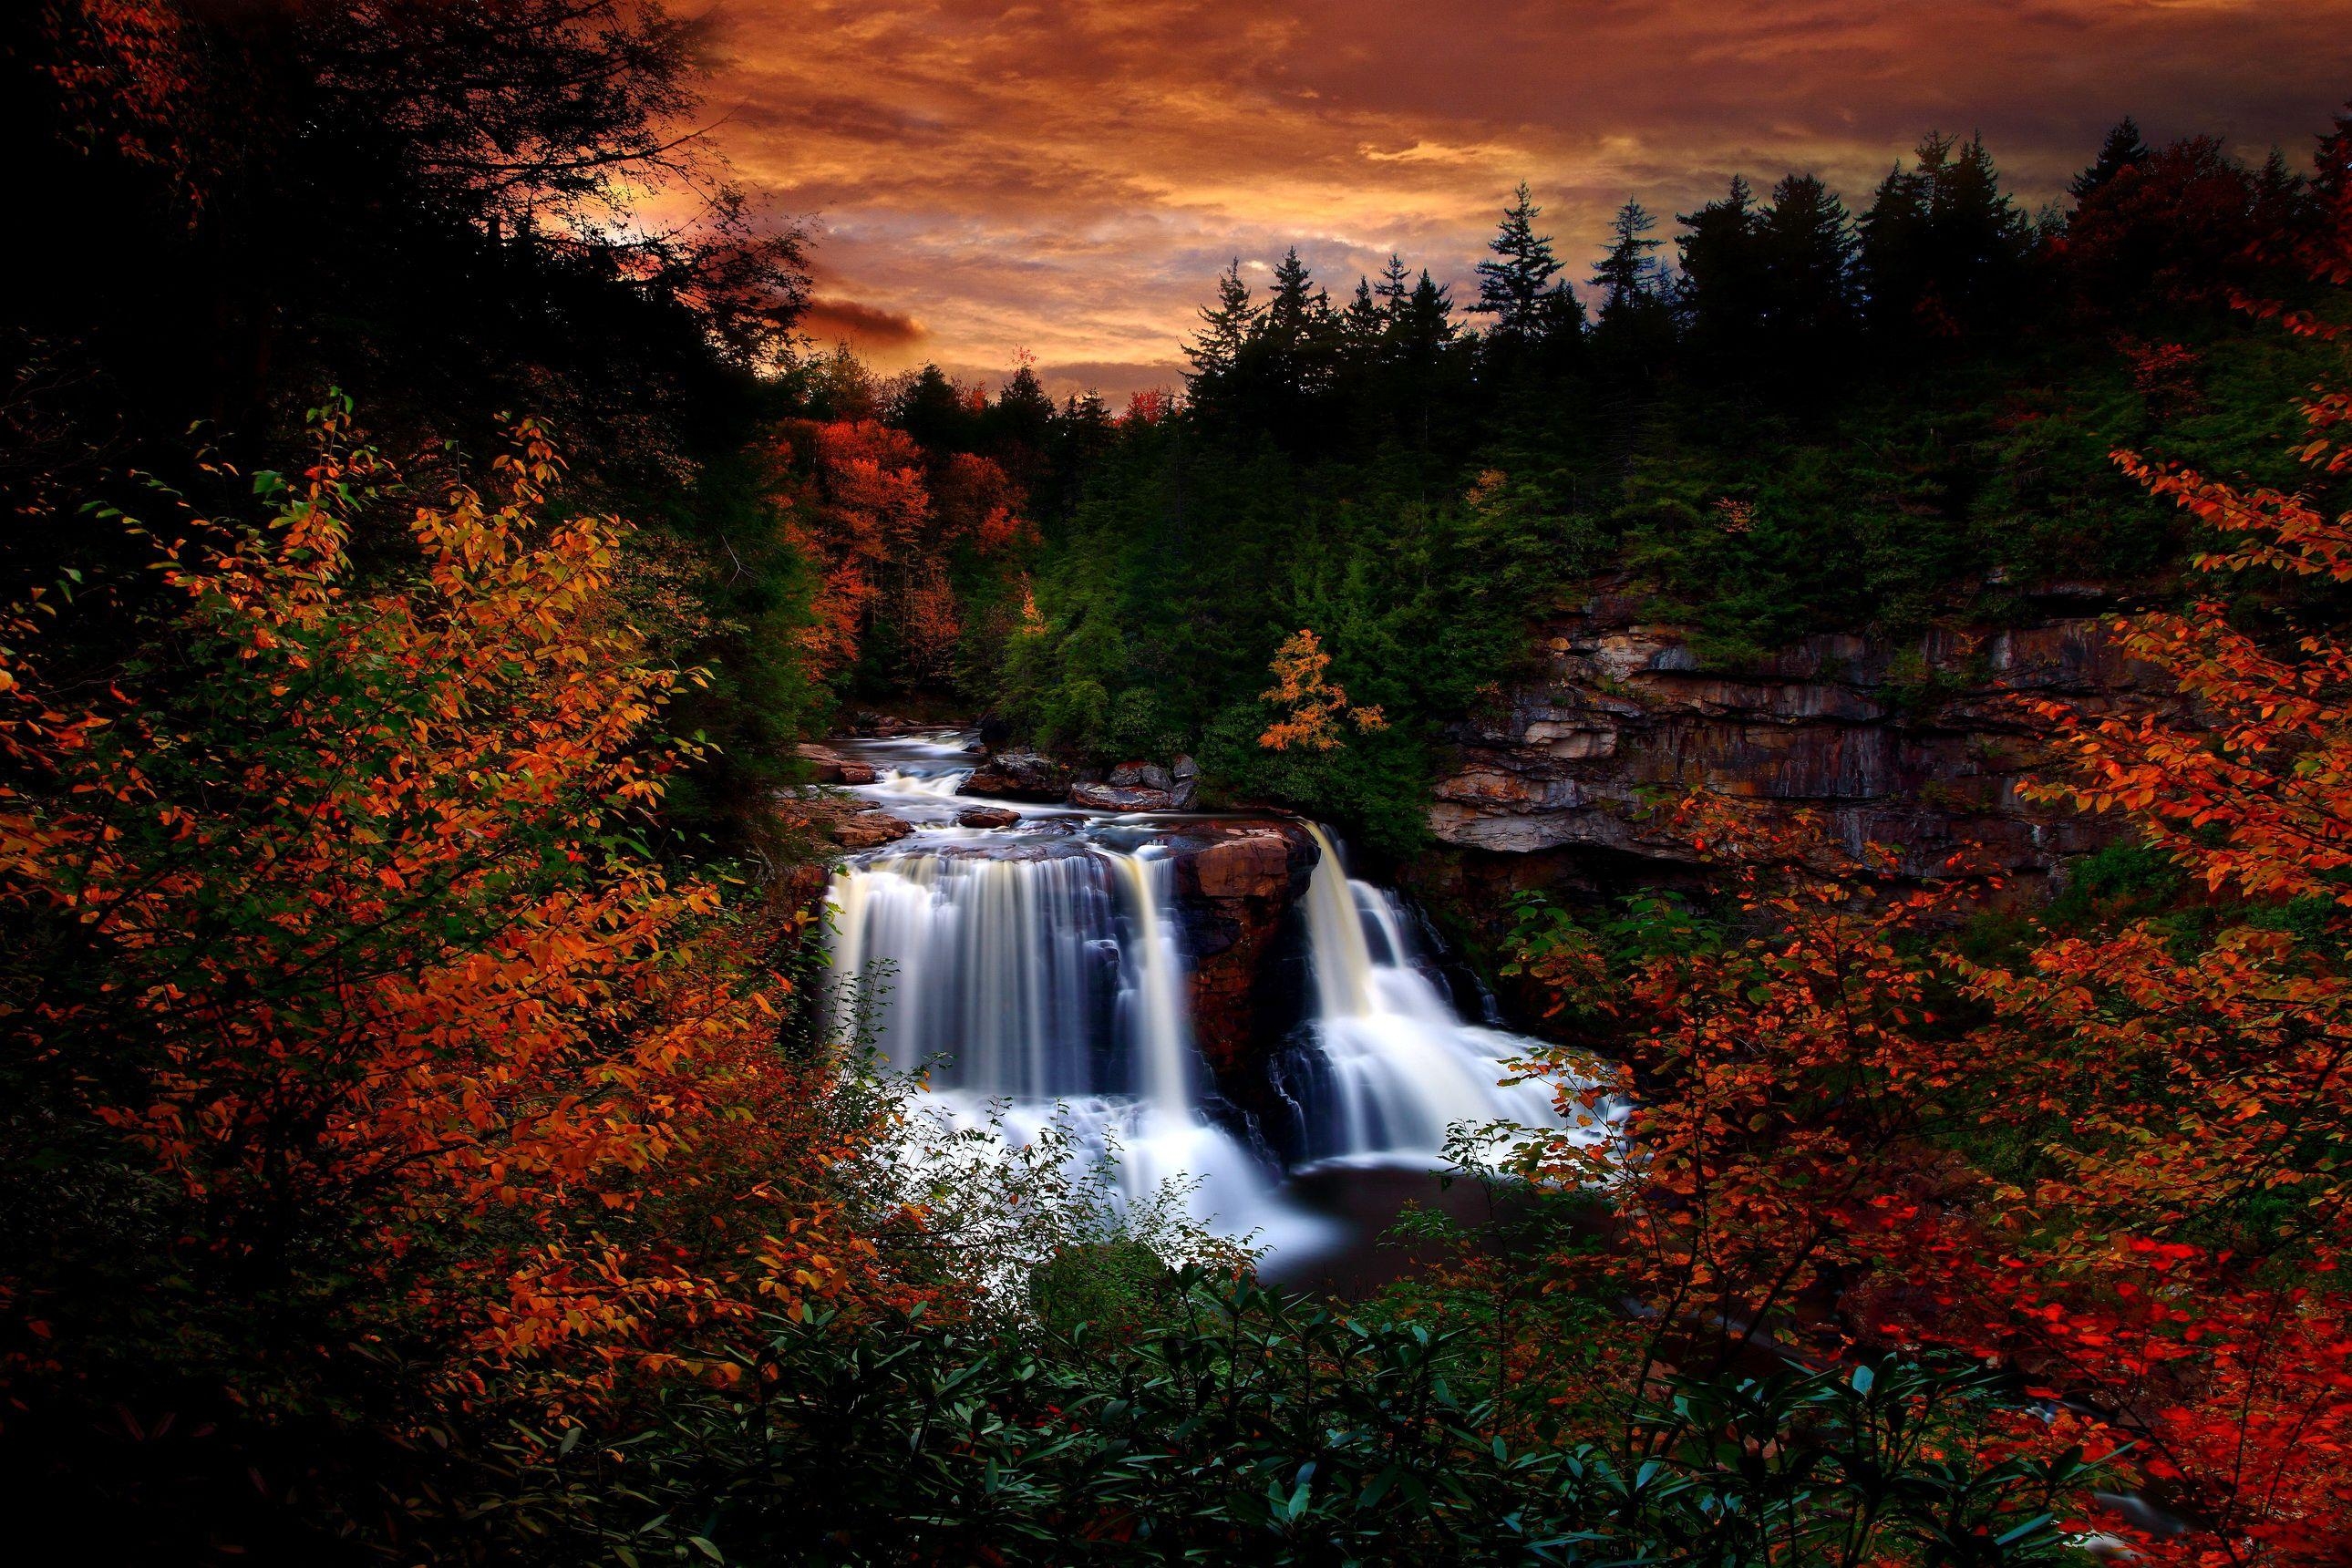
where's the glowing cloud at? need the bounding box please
[704,0,2352,391]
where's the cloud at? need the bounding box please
[704,0,2352,382]
[800,295,926,350]
[1035,359,1187,403]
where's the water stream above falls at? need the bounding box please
[822,731,1604,1277]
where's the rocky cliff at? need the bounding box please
[1421,592,2171,889]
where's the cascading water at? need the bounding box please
[825,805,1319,1248]
[821,732,1600,1261]
[1285,824,1575,1163]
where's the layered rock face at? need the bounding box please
[1428,593,2170,880]
[795,743,876,785]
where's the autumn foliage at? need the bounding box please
[766,418,1031,686]
[1498,177,2352,1563]
[0,404,908,1541]
[1257,627,1387,751]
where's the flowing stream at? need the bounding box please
[823,732,1603,1265]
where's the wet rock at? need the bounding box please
[1171,754,1200,780]
[1170,778,1199,810]
[1109,760,1175,791]
[955,805,1021,829]
[831,811,913,850]
[1181,833,1293,900]
[841,710,923,738]
[1069,781,1175,812]
[960,748,1072,801]
[1164,824,1319,1074]
[795,743,877,785]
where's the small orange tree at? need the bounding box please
[1257,627,1387,751]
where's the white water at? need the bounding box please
[1291,824,1576,1164]
[821,732,1600,1260]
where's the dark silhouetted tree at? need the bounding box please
[1862,131,2032,340]
[1677,175,1768,364]
[1759,173,1861,379]
[1593,199,1676,364]
[1475,184,1585,372]
[1185,259,1261,397]
[2071,117,2151,202]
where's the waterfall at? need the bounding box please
[1291,824,1571,1163]
[827,848,1118,1099]
[826,840,1316,1247]
[1098,850,1193,1109]
[820,729,1600,1261]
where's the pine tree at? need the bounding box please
[1399,270,1458,352]
[2071,116,2151,202]
[1475,183,1569,338]
[1259,246,1338,398]
[1593,199,1666,317]
[894,364,972,452]
[1861,155,1933,332]
[1264,248,1326,329]
[1342,275,1386,357]
[983,357,1056,476]
[1862,131,2029,339]
[1677,175,1767,361]
[1185,259,1260,387]
[1760,173,1860,358]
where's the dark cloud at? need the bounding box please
[704,0,2352,381]
[800,295,926,349]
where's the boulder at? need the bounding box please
[955,805,1021,829]
[831,811,913,850]
[960,748,1072,802]
[1171,754,1200,780]
[1109,760,1174,791]
[795,743,877,785]
[1170,779,1199,810]
[1181,832,1293,900]
[1069,781,1175,812]
[1162,823,1319,1077]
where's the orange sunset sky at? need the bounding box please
[701,0,2352,398]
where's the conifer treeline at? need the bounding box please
[852,119,2328,510]
[866,114,2347,851]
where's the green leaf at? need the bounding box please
[1995,1512,2053,1548]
